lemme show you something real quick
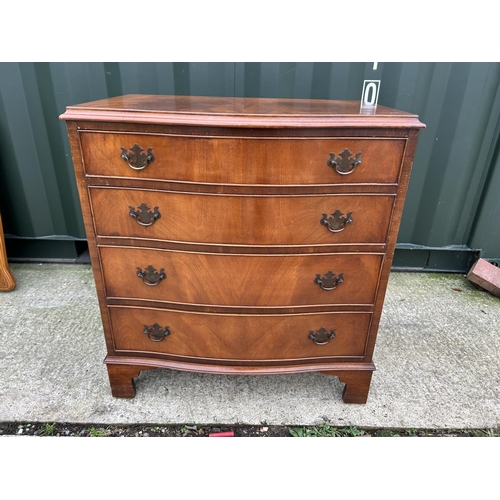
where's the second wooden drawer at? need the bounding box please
[90,188,395,246]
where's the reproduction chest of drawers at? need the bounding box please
[61,95,424,403]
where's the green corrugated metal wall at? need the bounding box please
[0,62,499,270]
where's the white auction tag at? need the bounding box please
[360,80,381,112]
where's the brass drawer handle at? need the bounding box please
[314,271,344,291]
[143,323,171,342]
[120,143,155,170]
[327,148,362,175]
[136,265,166,286]
[321,210,353,233]
[129,203,161,226]
[309,327,336,345]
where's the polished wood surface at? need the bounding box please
[106,363,154,398]
[109,306,372,360]
[61,95,425,403]
[63,95,425,129]
[331,370,374,404]
[0,214,15,292]
[81,132,406,185]
[99,246,383,307]
[90,188,395,246]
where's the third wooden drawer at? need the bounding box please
[100,246,383,307]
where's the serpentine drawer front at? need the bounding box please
[99,246,383,308]
[61,95,424,403]
[89,188,396,246]
[108,307,373,360]
[81,132,406,185]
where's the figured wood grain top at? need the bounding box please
[60,95,425,129]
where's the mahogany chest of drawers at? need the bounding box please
[61,95,424,403]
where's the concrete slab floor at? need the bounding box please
[0,263,499,428]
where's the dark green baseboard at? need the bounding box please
[392,244,480,273]
[5,238,489,273]
[5,236,89,263]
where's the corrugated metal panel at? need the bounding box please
[0,62,499,267]
[394,63,500,248]
[468,120,500,258]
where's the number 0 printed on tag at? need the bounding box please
[361,80,381,108]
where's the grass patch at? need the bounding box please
[289,425,365,437]
[88,427,110,437]
[289,426,500,437]
[38,422,56,436]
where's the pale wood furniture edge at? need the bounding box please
[0,214,16,292]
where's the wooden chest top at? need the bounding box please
[61,94,424,129]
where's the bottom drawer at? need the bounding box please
[109,306,372,361]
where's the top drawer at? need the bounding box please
[80,132,406,185]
